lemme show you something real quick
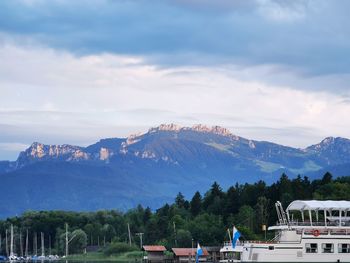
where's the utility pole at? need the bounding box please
[127,223,131,246]
[173,222,177,247]
[135,233,144,249]
[191,239,194,262]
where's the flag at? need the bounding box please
[195,243,203,263]
[232,226,241,248]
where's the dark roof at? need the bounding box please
[86,245,100,252]
[143,245,167,252]
[203,246,221,252]
[172,248,209,257]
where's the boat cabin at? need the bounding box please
[220,200,350,262]
[284,200,350,227]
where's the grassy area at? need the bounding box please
[65,251,144,261]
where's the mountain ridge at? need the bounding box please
[3,124,348,171]
[0,124,349,218]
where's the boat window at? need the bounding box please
[305,243,318,253]
[338,244,350,253]
[268,246,274,250]
[322,243,334,253]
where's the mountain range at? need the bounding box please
[1,124,350,218]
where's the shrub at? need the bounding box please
[125,251,144,258]
[103,242,139,256]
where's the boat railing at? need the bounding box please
[276,220,350,227]
[301,229,350,235]
[243,240,278,244]
[223,241,232,247]
[222,241,244,247]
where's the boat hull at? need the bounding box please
[240,239,350,262]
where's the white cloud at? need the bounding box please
[256,0,309,22]
[1,43,350,159]
[0,142,29,152]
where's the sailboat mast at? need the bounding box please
[20,230,23,257]
[34,232,37,256]
[5,229,8,257]
[49,235,51,256]
[25,230,29,258]
[65,223,68,257]
[41,232,44,257]
[10,224,14,257]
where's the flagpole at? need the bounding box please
[191,239,194,262]
[227,228,232,245]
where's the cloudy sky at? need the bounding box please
[1,0,350,160]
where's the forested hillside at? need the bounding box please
[0,172,349,255]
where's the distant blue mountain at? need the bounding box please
[0,124,349,218]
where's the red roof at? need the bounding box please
[143,245,167,252]
[172,248,209,257]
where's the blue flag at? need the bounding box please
[232,226,241,248]
[196,243,203,263]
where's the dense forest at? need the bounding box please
[0,172,349,256]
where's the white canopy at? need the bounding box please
[286,200,350,211]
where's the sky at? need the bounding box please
[1,0,350,160]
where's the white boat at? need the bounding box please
[220,200,350,262]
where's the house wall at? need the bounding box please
[148,252,165,262]
[174,256,207,263]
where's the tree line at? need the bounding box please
[0,172,349,256]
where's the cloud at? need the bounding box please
[1,43,350,160]
[1,1,350,159]
[256,0,309,22]
[0,142,29,151]
[1,0,350,80]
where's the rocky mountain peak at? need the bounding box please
[28,142,46,158]
[191,124,239,139]
[148,123,182,133]
[320,137,335,146]
[305,136,350,154]
[145,123,239,139]
[16,142,89,168]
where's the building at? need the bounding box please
[204,246,221,262]
[86,245,100,252]
[172,248,209,263]
[143,245,167,262]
